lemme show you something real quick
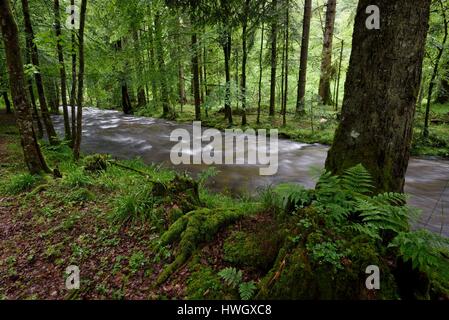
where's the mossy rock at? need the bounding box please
[223,225,284,272]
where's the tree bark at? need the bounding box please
[269,0,278,117]
[73,0,87,160]
[241,0,250,126]
[0,0,50,174]
[282,0,289,127]
[70,0,77,146]
[191,33,201,120]
[25,51,44,138]
[223,32,233,125]
[21,0,58,145]
[325,0,432,193]
[295,0,312,115]
[318,0,336,106]
[257,23,264,124]
[2,91,11,114]
[154,12,172,119]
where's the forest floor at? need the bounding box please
[136,102,449,159]
[1,105,449,300]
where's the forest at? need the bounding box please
[0,0,449,302]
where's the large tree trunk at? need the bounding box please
[70,0,77,146]
[269,0,278,117]
[191,33,201,121]
[73,0,87,160]
[21,0,58,145]
[325,0,431,193]
[295,0,312,115]
[2,91,11,114]
[154,12,172,119]
[318,0,337,106]
[0,0,50,174]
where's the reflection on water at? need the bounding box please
[52,108,449,236]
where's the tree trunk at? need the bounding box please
[0,0,50,174]
[3,91,11,114]
[191,33,201,121]
[325,0,431,193]
[73,0,87,160]
[436,75,449,104]
[282,1,289,127]
[241,0,250,126]
[424,0,447,138]
[269,0,278,117]
[70,0,77,146]
[21,0,58,145]
[318,0,336,106]
[178,62,186,107]
[147,21,159,106]
[154,13,172,119]
[295,0,312,115]
[223,32,233,125]
[25,51,44,138]
[257,23,265,124]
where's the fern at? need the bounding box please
[218,267,243,289]
[341,164,374,195]
[239,281,256,300]
[390,230,449,293]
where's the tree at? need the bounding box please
[325,0,432,193]
[2,91,11,114]
[21,0,58,145]
[318,0,337,106]
[73,0,87,160]
[191,33,201,120]
[269,0,278,117]
[295,0,312,115]
[70,0,77,145]
[0,0,50,174]
[424,0,448,138]
[54,0,71,140]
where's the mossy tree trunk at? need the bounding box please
[325,0,432,193]
[0,0,50,174]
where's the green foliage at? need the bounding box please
[218,267,257,300]
[128,251,147,273]
[238,281,257,300]
[5,173,40,194]
[186,267,226,300]
[390,230,449,294]
[218,267,242,288]
[62,166,93,188]
[110,186,156,225]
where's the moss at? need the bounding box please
[186,266,234,300]
[65,188,95,203]
[83,154,109,172]
[257,234,398,300]
[223,226,283,271]
[156,207,248,285]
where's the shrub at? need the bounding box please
[6,173,40,194]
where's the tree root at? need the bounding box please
[156,207,247,285]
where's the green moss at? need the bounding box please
[186,266,230,300]
[223,227,283,271]
[65,188,95,203]
[156,207,249,285]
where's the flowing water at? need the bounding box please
[52,108,449,236]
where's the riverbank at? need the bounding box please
[134,103,449,159]
[1,112,449,299]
